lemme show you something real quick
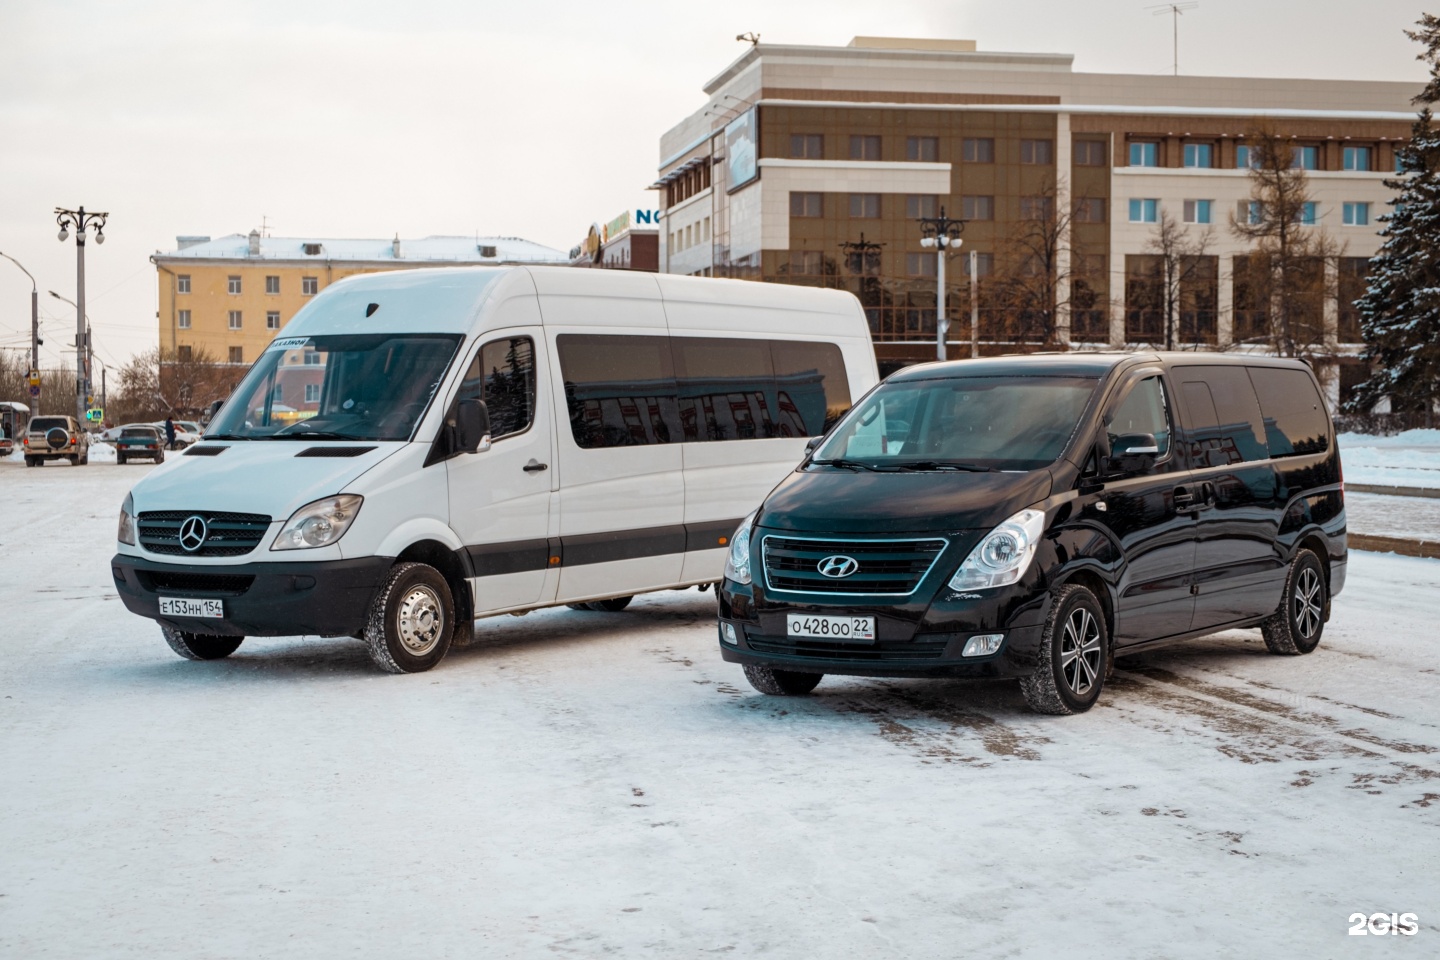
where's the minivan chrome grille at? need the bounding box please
[137,511,271,557]
[762,536,948,596]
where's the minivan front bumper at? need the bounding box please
[111,553,394,638]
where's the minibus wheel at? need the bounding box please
[364,562,455,674]
[742,664,823,696]
[1260,549,1326,655]
[161,626,243,661]
[589,596,632,612]
[1019,583,1109,715]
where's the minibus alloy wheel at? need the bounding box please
[365,562,455,674]
[742,664,823,696]
[1260,549,1327,655]
[1019,583,1109,715]
[161,625,244,661]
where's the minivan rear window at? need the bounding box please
[1247,367,1330,457]
[815,375,1098,471]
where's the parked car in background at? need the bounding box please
[23,415,90,466]
[116,425,166,464]
[0,433,12,458]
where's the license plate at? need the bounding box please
[159,597,224,619]
[786,614,875,642]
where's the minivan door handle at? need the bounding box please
[1173,486,1198,509]
[523,459,548,473]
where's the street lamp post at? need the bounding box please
[55,206,108,424]
[917,207,965,361]
[0,250,40,374]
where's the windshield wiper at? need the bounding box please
[267,430,361,441]
[894,460,999,473]
[200,434,250,441]
[811,458,894,472]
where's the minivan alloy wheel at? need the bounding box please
[1060,607,1103,697]
[1293,567,1323,641]
[1018,583,1109,715]
[1261,549,1327,656]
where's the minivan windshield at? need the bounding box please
[207,333,463,441]
[813,375,1098,471]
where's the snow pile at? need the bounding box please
[1338,429,1440,488]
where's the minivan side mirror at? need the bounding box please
[804,436,823,456]
[456,398,492,454]
[1107,432,1159,475]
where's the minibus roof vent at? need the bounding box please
[294,446,377,458]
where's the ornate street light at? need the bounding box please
[55,206,108,424]
[917,206,965,361]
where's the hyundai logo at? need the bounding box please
[178,515,209,553]
[817,555,859,578]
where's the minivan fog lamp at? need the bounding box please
[272,495,363,551]
[948,508,1045,591]
[724,511,757,585]
[962,634,1004,657]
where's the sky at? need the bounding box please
[0,0,1431,368]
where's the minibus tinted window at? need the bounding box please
[1173,366,1269,465]
[208,334,462,441]
[455,337,536,439]
[816,376,1097,470]
[1247,367,1330,457]
[559,335,681,447]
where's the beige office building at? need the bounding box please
[653,37,1416,402]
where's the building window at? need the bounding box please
[1073,198,1106,223]
[228,310,242,330]
[906,194,939,219]
[177,275,191,294]
[1020,139,1054,165]
[265,275,279,295]
[302,276,318,296]
[1128,198,1159,223]
[1238,200,1264,225]
[305,383,321,403]
[849,193,881,218]
[1129,142,1159,167]
[177,345,193,362]
[1020,196,1055,220]
[1183,199,1213,224]
[228,346,244,364]
[962,138,994,163]
[790,134,823,159]
[786,251,825,276]
[1074,141,1106,166]
[227,275,241,295]
[961,195,994,221]
[1343,146,1372,171]
[1338,257,1368,342]
[906,137,939,162]
[704,217,711,241]
[266,310,281,330]
[850,135,881,161]
[790,192,823,218]
[1183,143,1213,168]
[271,384,283,404]
[962,252,994,277]
[1297,202,1319,225]
[1292,145,1319,170]
[177,309,191,329]
[1343,202,1371,226]
[1235,145,1259,169]
[906,252,938,277]
[303,348,322,365]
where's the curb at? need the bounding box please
[1348,483,1440,500]
[1350,534,1440,559]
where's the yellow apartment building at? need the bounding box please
[151,232,567,365]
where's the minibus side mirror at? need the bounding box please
[456,398,492,454]
[1107,432,1159,475]
[804,436,823,456]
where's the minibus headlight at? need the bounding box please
[272,495,363,551]
[948,508,1045,591]
[117,493,136,546]
[724,511,758,585]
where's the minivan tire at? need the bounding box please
[1019,583,1109,716]
[742,664,823,696]
[161,625,244,661]
[1261,549,1327,656]
[589,596,633,612]
[364,562,455,674]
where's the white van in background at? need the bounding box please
[111,267,878,672]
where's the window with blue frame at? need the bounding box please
[1129,142,1159,167]
[1343,202,1371,226]
[1129,198,1159,223]
[1343,146,1372,171]
[1184,199,1212,224]
[1183,143,1213,168]
[1292,145,1319,170]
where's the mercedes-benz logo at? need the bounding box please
[817,555,859,578]
[178,515,209,553]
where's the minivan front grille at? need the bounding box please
[745,634,952,661]
[137,511,272,557]
[762,536,948,595]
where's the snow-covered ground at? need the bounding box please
[2,461,1438,958]
[1339,428,1440,489]
[1346,492,1440,541]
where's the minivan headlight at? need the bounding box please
[271,495,363,551]
[948,508,1045,591]
[724,511,758,585]
[117,492,136,546]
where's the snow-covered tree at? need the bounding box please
[1348,15,1440,422]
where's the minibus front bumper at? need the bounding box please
[111,553,395,638]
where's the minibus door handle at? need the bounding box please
[523,459,549,473]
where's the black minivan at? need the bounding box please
[717,353,1344,715]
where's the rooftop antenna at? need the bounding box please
[260,214,272,237]
[1147,2,1199,76]
[736,32,760,46]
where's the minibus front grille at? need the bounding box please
[140,572,256,596]
[137,511,272,557]
[745,634,951,661]
[762,536,947,596]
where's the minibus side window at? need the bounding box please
[456,337,536,440]
[1107,376,1171,460]
[557,334,681,448]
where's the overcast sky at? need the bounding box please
[0,0,1431,366]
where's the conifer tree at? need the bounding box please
[1348,15,1440,423]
